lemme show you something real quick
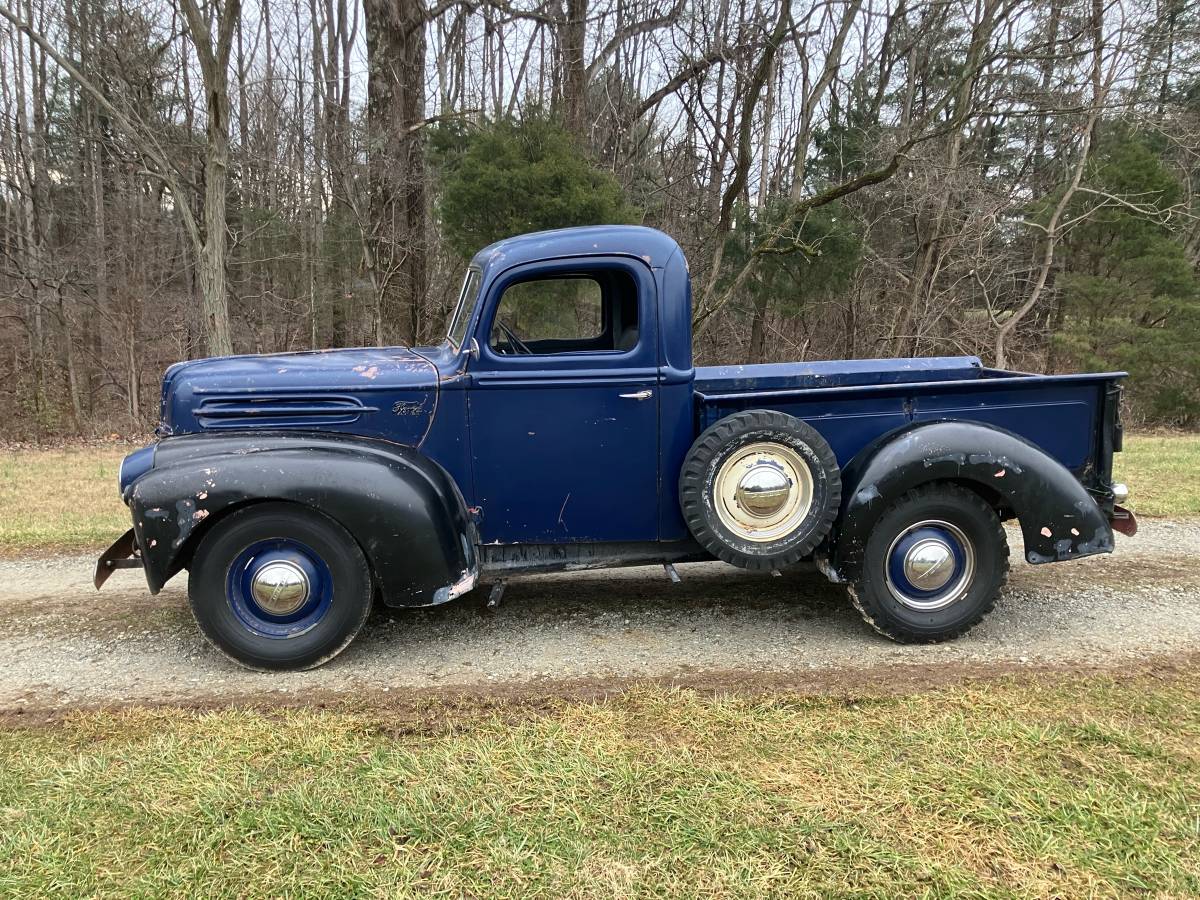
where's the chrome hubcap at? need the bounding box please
[250,560,310,615]
[713,442,814,543]
[885,520,975,611]
[735,463,792,517]
[903,538,956,591]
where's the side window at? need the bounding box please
[490,270,639,356]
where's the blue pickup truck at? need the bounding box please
[97,226,1135,670]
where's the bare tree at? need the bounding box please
[0,0,239,357]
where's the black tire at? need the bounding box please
[679,409,841,571]
[188,502,373,671]
[849,483,1009,643]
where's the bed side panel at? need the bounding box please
[695,374,1116,478]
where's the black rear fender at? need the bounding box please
[126,432,476,605]
[829,421,1113,579]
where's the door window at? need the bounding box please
[489,270,638,356]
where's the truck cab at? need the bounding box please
[434,226,688,545]
[99,226,1134,671]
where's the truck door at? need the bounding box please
[466,256,660,543]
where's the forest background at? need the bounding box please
[1,0,1197,438]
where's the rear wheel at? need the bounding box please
[848,484,1008,643]
[188,502,372,670]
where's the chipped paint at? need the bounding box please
[855,484,881,505]
[444,568,478,602]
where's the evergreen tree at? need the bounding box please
[1054,130,1200,424]
[433,114,638,260]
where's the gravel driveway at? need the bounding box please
[1,521,1197,712]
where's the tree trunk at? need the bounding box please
[560,0,588,135]
[995,0,1106,369]
[199,82,234,356]
[748,288,768,363]
[176,0,239,357]
[364,0,427,346]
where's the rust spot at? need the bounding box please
[1040,526,1053,538]
[193,509,210,522]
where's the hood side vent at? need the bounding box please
[195,394,377,429]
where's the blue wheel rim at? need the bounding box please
[226,538,333,639]
[885,520,975,611]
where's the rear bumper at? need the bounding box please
[93,528,143,589]
[1109,504,1138,537]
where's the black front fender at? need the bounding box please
[125,431,476,606]
[830,421,1114,578]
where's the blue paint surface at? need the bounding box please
[141,225,1125,549]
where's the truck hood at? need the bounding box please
[159,347,439,446]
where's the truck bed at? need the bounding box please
[694,355,1124,484]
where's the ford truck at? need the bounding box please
[96,226,1135,670]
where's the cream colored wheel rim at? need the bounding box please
[712,442,814,542]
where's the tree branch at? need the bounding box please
[585,0,687,80]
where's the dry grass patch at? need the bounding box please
[0,446,128,553]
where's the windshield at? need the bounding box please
[447,269,481,349]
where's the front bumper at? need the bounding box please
[93,528,143,589]
[96,443,156,589]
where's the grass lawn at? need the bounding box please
[1,672,1198,897]
[1113,433,1200,520]
[1,433,1195,555]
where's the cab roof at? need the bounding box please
[469,225,682,280]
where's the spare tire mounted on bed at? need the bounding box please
[679,409,841,570]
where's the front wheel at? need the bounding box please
[848,484,1009,643]
[188,502,373,670]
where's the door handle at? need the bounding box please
[619,389,653,400]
